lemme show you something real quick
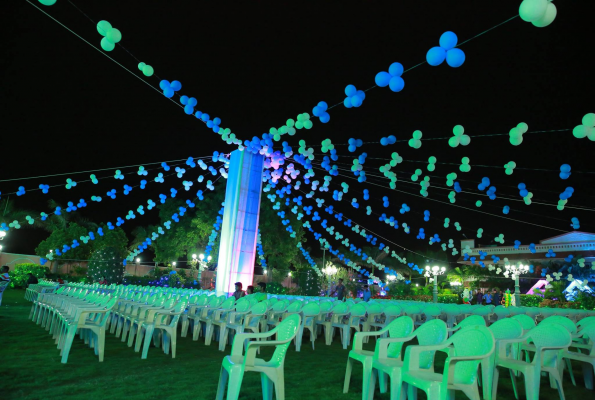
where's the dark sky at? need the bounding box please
[1,0,594,265]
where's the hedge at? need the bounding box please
[8,264,49,288]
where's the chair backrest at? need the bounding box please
[302,302,321,317]
[473,307,492,316]
[162,298,176,309]
[489,318,523,340]
[540,316,577,334]
[249,302,268,315]
[414,319,448,369]
[349,304,367,317]
[235,301,251,313]
[219,297,236,309]
[319,301,333,313]
[424,305,442,318]
[208,296,224,307]
[271,314,301,363]
[527,323,571,361]
[383,305,402,317]
[287,301,303,313]
[511,314,536,332]
[450,326,495,385]
[366,303,382,315]
[385,316,414,358]
[578,316,595,330]
[331,302,348,314]
[579,324,595,355]
[458,315,486,329]
[272,301,288,312]
[404,305,422,316]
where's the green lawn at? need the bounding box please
[1,289,592,399]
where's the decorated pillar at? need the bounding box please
[216,150,264,296]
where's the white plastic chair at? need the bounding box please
[295,302,320,351]
[215,314,301,400]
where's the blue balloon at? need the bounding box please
[560,164,571,172]
[375,71,391,87]
[213,125,220,133]
[170,80,182,91]
[380,137,388,146]
[388,62,404,77]
[439,31,458,50]
[426,47,446,66]
[188,97,197,107]
[389,76,404,92]
[446,48,465,68]
[163,87,174,98]
[159,80,169,90]
[351,95,362,107]
[319,112,330,123]
[195,111,202,118]
[345,84,357,97]
[184,105,194,115]
[343,97,353,108]
[312,106,323,117]
[180,95,188,105]
[356,90,366,100]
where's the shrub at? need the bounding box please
[87,247,125,284]
[266,282,288,295]
[520,294,543,307]
[576,292,595,310]
[8,264,49,288]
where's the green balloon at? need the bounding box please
[304,120,313,129]
[142,65,154,77]
[38,0,57,5]
[476,201,482,207]
[452,125,464,136]
[448,136,459,148]
[97,20,112,36]
[582,113,595,127]
[573,125,587,139]
[101,37,115,52]
[106,28,122,43]
[138,62,146,71]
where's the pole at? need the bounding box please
[514,275,521,307]
[433,277,438,303]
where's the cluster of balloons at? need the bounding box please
[97,21,122,52]
[449,125,471,147]
[343,85,366,108]
[446,172,457,186]
[423,210,430,221]
[159,80,182,98]
[90,174,99,184]
[399,203,410,214]
[107,189,116,199]
[571,217,580,229]
[459,157,471,172]
[123,185,133,195]
[419,176,430,197]
[546,249,556,258]
[494,233,505,244]
[347,138,363,152]
[65,178,77,189]
[320,139,334,153]
[137,62,154,77]
[380,135,397,146]
[38,184,49,194]
[295,113,313,130]
[312,101,330,123]
[382,196,390,207]
[477,228,484,238]
[519,0,557,28]
[180,96,198,115]
[478,177,490,191]
[427,156,437,172]
[114,170,124,180]
[443,218,450,228]
[426,31,465,68]
[559,164,571,179]
[509,122,528,146]
[408,130,423,149]
[559,186,574,200]
[504,161,516,175]
[375,62,405,92]
[572,113,595,140]
[410,168,423,182]
[448,191,456,203]
[518,183,534,204]
[454,182,462,193]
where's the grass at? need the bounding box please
[1,289,592,400]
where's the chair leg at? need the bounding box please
[60,328,77,364]
[491,367,500,400]
[509,368,520,400]
[98,328,106,362]
[582,362,594,390]
[274,367,285,400]
[343,357,353,393]
[523,370,541,400]
[361,358,373,400]
[378,370,387,394]
[205,322,214,346]
[171,331,177,358]
[564,358,576,386]
[216,367,229,400]
[141,325,155,359]
[261,373,274,400]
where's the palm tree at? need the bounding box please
[0,198,37,228]
[40,199,98,232]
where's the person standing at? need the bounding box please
[333,278,346,301]
[492,289,501,306]
[0,265,10,281]
[476,290,483,305]
[362,284,372,302]
[484,290,492,305]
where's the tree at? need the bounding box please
[0,198,36,228]
[35,223,128,272]
[88,247,125,284]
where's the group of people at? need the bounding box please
[473,288,505,305]
[231,281,267,300]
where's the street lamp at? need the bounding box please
[0,231,6,240]
[322,262,337,297]
[425,265,446,303]
[504,264,529,306]
[135,258,140,276]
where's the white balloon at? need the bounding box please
[532,3,557,27]
[519,0,548,22]
[459,135,471,146]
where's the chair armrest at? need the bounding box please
[76,308,112,325]
[244,337,295,367]
[227,310,250,323]
[352,328,391,351]
[375,334,416,359]
[231,331,278,357]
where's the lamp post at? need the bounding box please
[425,265,446,303]
[505,264,529,306]
[321,262,337,297]
[135,257,140,276]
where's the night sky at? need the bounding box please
[1,1,594,266]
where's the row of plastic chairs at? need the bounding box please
[24,281,60,302]
[344,312,595,400]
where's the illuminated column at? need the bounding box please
[216,150,264,296]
